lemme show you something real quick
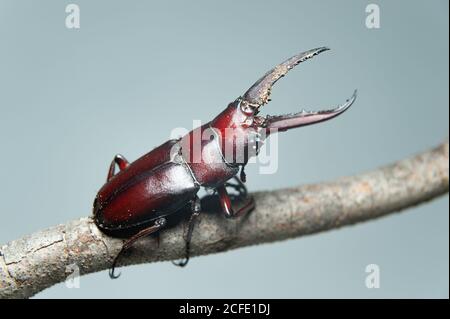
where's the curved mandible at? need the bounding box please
[242,47,330,108]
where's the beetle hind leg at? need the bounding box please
[172,196,201,267]
[109,217,166,279]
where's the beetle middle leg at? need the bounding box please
[224,176,248,199]
[109,217,166,279]
[107,154,130,181]
[172,196,201,267]
[217,183,255,218]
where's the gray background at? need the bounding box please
[0,0,448,298]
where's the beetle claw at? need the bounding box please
[242,47,330,109]
[172,258,189,267]
[109,264,121,279]
[265,90,357,131]
[240,47,356,131]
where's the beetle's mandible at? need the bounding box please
[93,47,357,278]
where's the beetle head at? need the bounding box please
[211,47,357,166]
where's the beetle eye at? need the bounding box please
[239,99,257,115]
[241,105,253,115]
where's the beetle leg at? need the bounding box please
[224,176,248,198]
[109,217,167,279]
[217,184,255,218]
[107,154,130,181]
[155,232,161,248]
[172,196,201,267]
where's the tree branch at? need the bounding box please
[0,142,448,299]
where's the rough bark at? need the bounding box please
[0,142,448,299]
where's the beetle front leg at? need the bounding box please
[107,154,130,181]
[224,176,248,198]
[217,184,255,218]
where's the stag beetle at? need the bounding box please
[93,47,357,278]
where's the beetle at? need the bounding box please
[93,47,357,278]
